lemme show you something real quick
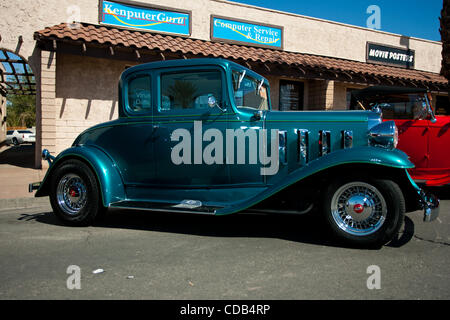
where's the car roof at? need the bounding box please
[120,58,263,82]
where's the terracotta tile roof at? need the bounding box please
[34,22,448,87]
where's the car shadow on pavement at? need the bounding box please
[386,216,415,248]
[20,208,415,250]
[0,144,35,168]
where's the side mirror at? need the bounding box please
[207,95,226,112]
[252,110,263,121]
[207,95,217,108]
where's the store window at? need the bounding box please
[279,80,304,111]
[160,70,222,111]
[434,95,450,116]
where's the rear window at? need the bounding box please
[127,75,152,113]
[18,130,32,134]
[7,131,13,135]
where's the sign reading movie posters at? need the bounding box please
[211,16,283,49]
[99,0,191,36]
[366,42,415,69]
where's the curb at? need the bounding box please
[0,197,50,211]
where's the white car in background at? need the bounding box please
[6,130,35,145]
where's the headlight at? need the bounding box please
[368,121,398,150]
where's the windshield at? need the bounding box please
[352,93,429,120]
[232,70,269,111]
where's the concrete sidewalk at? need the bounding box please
[0,144,50,210]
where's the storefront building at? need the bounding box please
[0,0,448,168]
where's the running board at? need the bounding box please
[109,200,223,215]
[246,203,314,215]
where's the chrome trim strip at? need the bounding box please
[319,130,331,156]
[296,129,309,165]
[279,130,288,165]
[342,130,353,149]
[108,205,216,215]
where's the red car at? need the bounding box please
[351,86,450,186]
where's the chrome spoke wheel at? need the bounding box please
[56,174,88,215]
[330,182,387,236]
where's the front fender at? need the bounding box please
[215,146,414,215]
[306,146,415,171]
[35,145,126,207]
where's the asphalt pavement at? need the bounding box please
[0,195,449,300]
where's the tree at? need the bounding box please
[6,94,36,128]
[167,80,198,109]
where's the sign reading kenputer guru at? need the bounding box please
[100,0,191,36]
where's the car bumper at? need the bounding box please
[419,190,440,222]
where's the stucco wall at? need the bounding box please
[208,1,442,73]
[0,0,97,73]
[0,0,443,74]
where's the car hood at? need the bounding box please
[265,110,376,124]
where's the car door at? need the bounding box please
[227,70,266,185]
[152,66,230,187]
[427,115,450,173]
[97,71,157,187]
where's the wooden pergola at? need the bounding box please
[0,49,36,96]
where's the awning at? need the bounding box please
[34,22,449,91]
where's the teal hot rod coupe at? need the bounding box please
[30,58,439,246]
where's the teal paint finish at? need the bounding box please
[122,185,267,208]
[214,146,414,215]
[36,145,126,207]
[39,58,421,215]
[264,110,373,185]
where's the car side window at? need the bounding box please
[127,75,151,113]
[160,70,222,111]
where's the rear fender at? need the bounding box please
[35,145,126,207]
